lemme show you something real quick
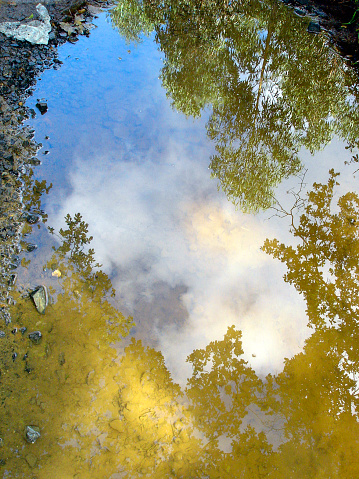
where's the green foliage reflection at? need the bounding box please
[111,0,359,212]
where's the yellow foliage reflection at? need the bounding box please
[0,214,133,477]
[2,172,359,478]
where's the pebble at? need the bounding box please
[30,285,48,314]
[35,101,48,114]
[25,452,37,468]
[308,21,321,33]
[25,425,41,443]
[26,243,38,252]
[28,331,42,344]
[26,213,41,224]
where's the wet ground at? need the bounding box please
[1,0,359,477]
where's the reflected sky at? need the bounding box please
[25,14,358,384]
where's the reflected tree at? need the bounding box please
[3,185,359,476]
[262,172,359,477]
[186,325,274,478]
[267,328,359,479]
[110,0,155,43]
[263,170,359,366]
[186,325,263,440]
[111,0,359,212]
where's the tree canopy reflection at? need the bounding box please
[111,0,359,212]
[3,175,359,476]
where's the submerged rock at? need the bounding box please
[28,331,42,344]
[26,212,41,224]
[25,425,41,443]
[36,101,48,115]
[26,243,38,252]
[25,452,37,468]
[30,285,48,314]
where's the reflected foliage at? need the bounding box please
[263,170,359,365]
[3,180,359,477]
[262,173,359,477]
[110,0,154,43]
[186,325,262,440]
[0,214,132,477]
[111,0,359,211]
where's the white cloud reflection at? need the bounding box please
[48,129,309,384]
[32,15,359,384]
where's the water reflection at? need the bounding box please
[111,0,359,212]
[0,214,132,476]
[1,180,359,476]
[1,0,359,475]
[263,169,359,369]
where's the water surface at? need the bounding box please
[2,0,359,476]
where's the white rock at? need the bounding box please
[0,4,51,45]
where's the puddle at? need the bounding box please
[1,0,359,476]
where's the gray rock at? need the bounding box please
[30,285,48,314]
[25,425,41,443]
[36,101,48,115]
[28,331,42,344]
[308,22,321,33]
[0,331,5,338]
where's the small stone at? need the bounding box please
[25,452,37,468]
[86,370,95,385]
[58,352,65,366]
[28,331,42,344]
[308,22,321,33]
[20,327,27,335]
[12,352,17,362]
[28,157,41,166]
[0,331,5,338]
[30,286,48,314]
[36,101,47,114]
[26,213,40,225]
[25,426,40,443]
